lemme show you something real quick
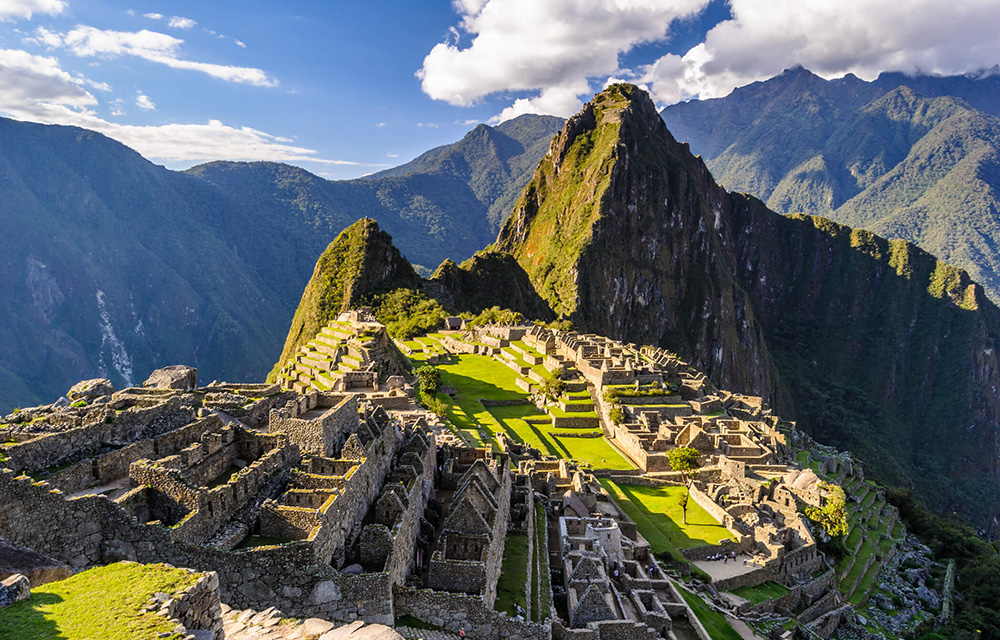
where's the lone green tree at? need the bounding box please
[415,365,441,398]
[541,367,566,402]
[668,446,701,524]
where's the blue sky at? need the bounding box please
[1,0,997,179]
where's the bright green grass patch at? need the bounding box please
[729,581,790,605]
[0,562,199,640]
[678,587,744,640]
[533,503,552,622]
[428,355,534,451]
[600,481,732,550]
[841,539,875,590]
[548,405,598,419]
[495,534,529,617]
[489,405,633,469]
[550,436,633,470]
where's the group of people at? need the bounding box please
[707,550,746,565]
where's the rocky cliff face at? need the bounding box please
[270,219,420,379]
[426,252,554,320]
[497,84,1000,524]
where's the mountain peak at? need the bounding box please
[268,217,419,380]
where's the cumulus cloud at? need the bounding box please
[418,0,709,118]
[422,0,1000,120]
[142,12,162,20]
[167,16,196,29]
[0,48,368,166]
[40,25,276,86]
[0,0,65,20]
[135,92,155,110]
[641,0,1000,103]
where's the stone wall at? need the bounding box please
[153,566,224,640]
[4,398,196,473]
[268,394,358,457]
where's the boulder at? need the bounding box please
[0,539,72,587]
[67,378,116,401]
[144,365,198,391]
[340,563,363,575]
[51,396,70,409]
[0,574,29,607]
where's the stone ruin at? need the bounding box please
[0,315,874,639]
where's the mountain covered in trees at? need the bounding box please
[661,65,1000,302]
[0,114,561,411]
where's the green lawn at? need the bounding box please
[408,353,634,469]
[532,503,552,622]
[489,404,633,470]
[729,581,790,605]
[678,587,744,640]
[600,480,732,555]
[495,534,529,617]
[409,354,530,450]
[0,562,200,640]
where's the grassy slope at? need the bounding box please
[495,534,529,617]
[0,563,199,640]
[678,587,744,640]
[408,348,633,468]
[600,480,732,558]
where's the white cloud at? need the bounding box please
[0,0,65,20]
[44,25,277,86]
[233,39,245,49]
[375,122,385,127]
[83,77,111,91]
[386,152,398,158]
[641,0,1000,104]
[167,16,195,29]
[418,0,709,119]
[416,122,438,128]
[135,92,155,110]
[142,12,163,20]
[0,48,371,167]
[423,0,1000,120]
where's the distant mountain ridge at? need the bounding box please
[661,66,1000,302]
[189,114,563,272]
[0,114,562,411]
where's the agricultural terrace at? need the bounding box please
[405,336,634,469]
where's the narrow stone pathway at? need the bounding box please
[394,626,463,640]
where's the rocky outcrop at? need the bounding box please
[0,574,29,607]
[144,365,198,391]
[67,378,115,401]
[426,251,554,320]
[496,83,1000,525]
[0,538,72,587]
